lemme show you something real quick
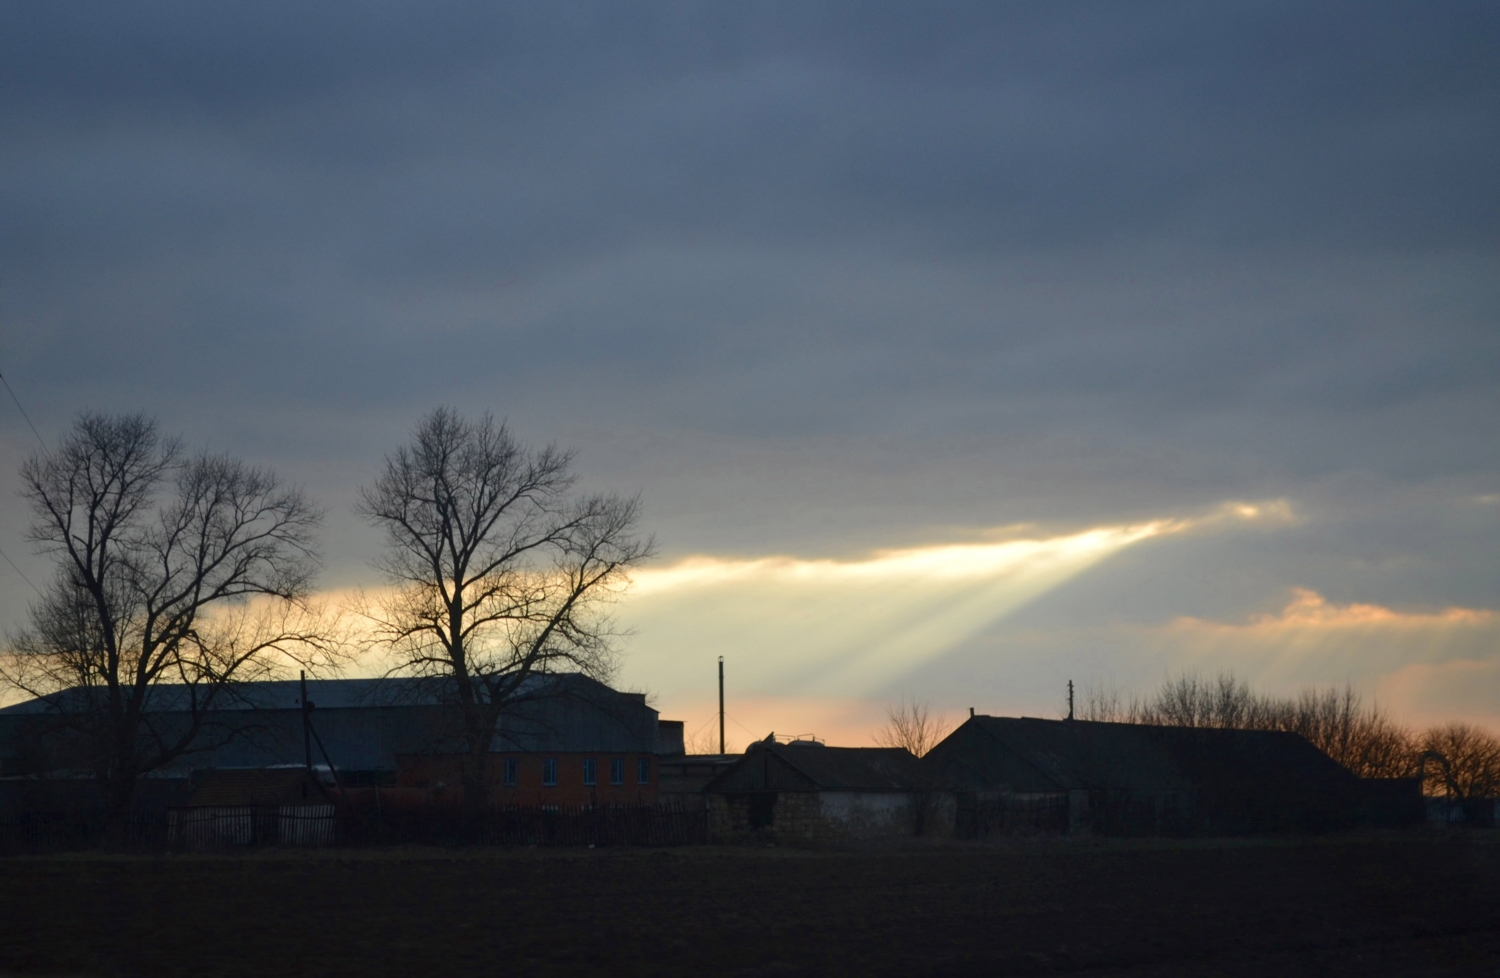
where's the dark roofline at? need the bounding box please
[967,718,1074,792]
[0,672,636,717]
[702,741,923,793]
[957,714,1329,744]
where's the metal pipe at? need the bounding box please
[718,656,725,756]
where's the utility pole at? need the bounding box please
[718,656,725,756]
[301,670,313,771]
[1067,680,1075,721]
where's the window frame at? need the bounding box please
[636,757,651,785]
[582,758,597,786]
[542,758,557,787]
[502,757,519,786]
[610,758,625,785]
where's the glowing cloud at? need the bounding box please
[1227,588,1491,630]
[1157,589,1500,694]
[616,502,1289,710]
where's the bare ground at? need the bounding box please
[0,833,1496,977]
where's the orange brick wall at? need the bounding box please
[397,753,660,807]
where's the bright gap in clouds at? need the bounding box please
[616,502,1286,717]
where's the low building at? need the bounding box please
[703,737,935,842]
[0,673,684,814]
[658,753,740,811]
[924,715,1363,836]
[397,751,663,807]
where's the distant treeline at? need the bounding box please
[1080,674,1498,798]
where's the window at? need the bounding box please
[610,758,625,785]
[502,758,518,786]
[582,758,597,785]
[636,757,651,785]
[542,758,557,786]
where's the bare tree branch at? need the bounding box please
[1080,672,1424,781]
[0,412,338,835]
[356,408,653,816]
[874,697,952,758]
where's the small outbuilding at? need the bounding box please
[703,737,938,842]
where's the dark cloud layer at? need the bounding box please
[1,3,1497,639]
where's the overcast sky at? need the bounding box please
[3,2,1497,744]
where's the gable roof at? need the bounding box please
[925,716,1357,796]
[705,741,925,793]
[927,717,1186,793]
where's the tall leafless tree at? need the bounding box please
[874,697,952,758]
[3,412,331,833]
[357,408,653,817]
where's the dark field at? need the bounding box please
[1,835,1497,977]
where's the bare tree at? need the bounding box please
[2,412,332,834]
[1089,672,1420,779]
[357,408,653,817]
[874,697,952,758]
[1340,712,1417,780]
[684,725,731,756]
[1420,723,1500,799]
[1078,681,1127,723]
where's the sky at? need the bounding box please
[2,2,1497,747]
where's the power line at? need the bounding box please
[723,711,764,740]
[0,278,47,449]
[0,363,48,597]
[0,297,47,598]
[0,544,41,597]
[0,372,45,449]
[685,712,718,741]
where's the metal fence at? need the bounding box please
[167,805,337,847]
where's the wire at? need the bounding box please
[685,713,718,740]
[724,712,765,740]
[0,290,50,598]
[0,544,42,597]
[0,372,45,449]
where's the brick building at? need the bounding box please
[398,752,661,806]
[0,673,685,814]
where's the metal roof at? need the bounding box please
[0,674,612,715]
[0,673,666,774]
